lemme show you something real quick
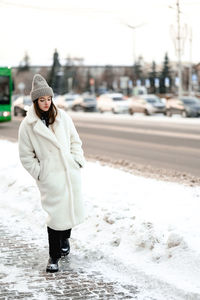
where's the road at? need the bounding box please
[1,112,200,177]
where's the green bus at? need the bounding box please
[0,67,12,122]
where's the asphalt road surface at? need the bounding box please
[1,113,200,178]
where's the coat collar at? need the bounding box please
[26,104,61,124]
[26,104,62,149]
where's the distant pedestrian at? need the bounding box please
[18,74,85,272]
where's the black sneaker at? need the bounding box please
[61,238,70,257]
[46,257,60,273]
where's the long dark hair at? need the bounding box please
[33,97,58,125]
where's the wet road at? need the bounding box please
[1,113,200,177]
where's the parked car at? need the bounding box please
[55,94,80,111]
[13,95,32,116]
[166,97,200,117]
[97,93,129,114]
[72,95,97,112]
[12,94,20,103]
[129,94,166,115]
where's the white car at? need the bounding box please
[13,95,32,116]
[97,93,130,114]
[55,94,80,111]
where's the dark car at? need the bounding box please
[166,97,200,117]
[13,95,32,116]
[72,95,97,112]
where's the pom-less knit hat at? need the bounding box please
[30,74,54,102]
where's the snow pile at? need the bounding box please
[0,141,47,241]
[76,162,200,295]
[1,140,200,298]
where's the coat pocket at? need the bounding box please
[38,159,49,181]
[69,154,81,169]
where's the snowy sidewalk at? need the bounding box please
[1,140,200,299]
[0,221,137,300]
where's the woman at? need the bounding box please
[18,74,85,273]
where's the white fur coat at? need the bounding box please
[18,104,85,230]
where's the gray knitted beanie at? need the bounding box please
[30,74,54,102]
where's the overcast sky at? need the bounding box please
[0,0,200,66]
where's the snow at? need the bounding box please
[0,139,200,299]
[69,110,200,125]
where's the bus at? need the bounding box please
[0,67,12,122]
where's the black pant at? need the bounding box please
[47,226,71,259]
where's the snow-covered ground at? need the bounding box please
[1,140,200,299]
[69,110,200,125]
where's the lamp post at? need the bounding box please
[122,22,146,65]
[170,0,187,98]
[188,27,192,96]
[177,0,182,98]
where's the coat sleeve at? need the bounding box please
[67,115,86,168]
[18,121,40,180]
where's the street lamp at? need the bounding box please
[188,27,193,96]
[170,0,187,98]
[122,22,147,65]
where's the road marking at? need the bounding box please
[77,122,200,141]
[82,132,200,156]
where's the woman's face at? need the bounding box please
[38,95,52,111]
